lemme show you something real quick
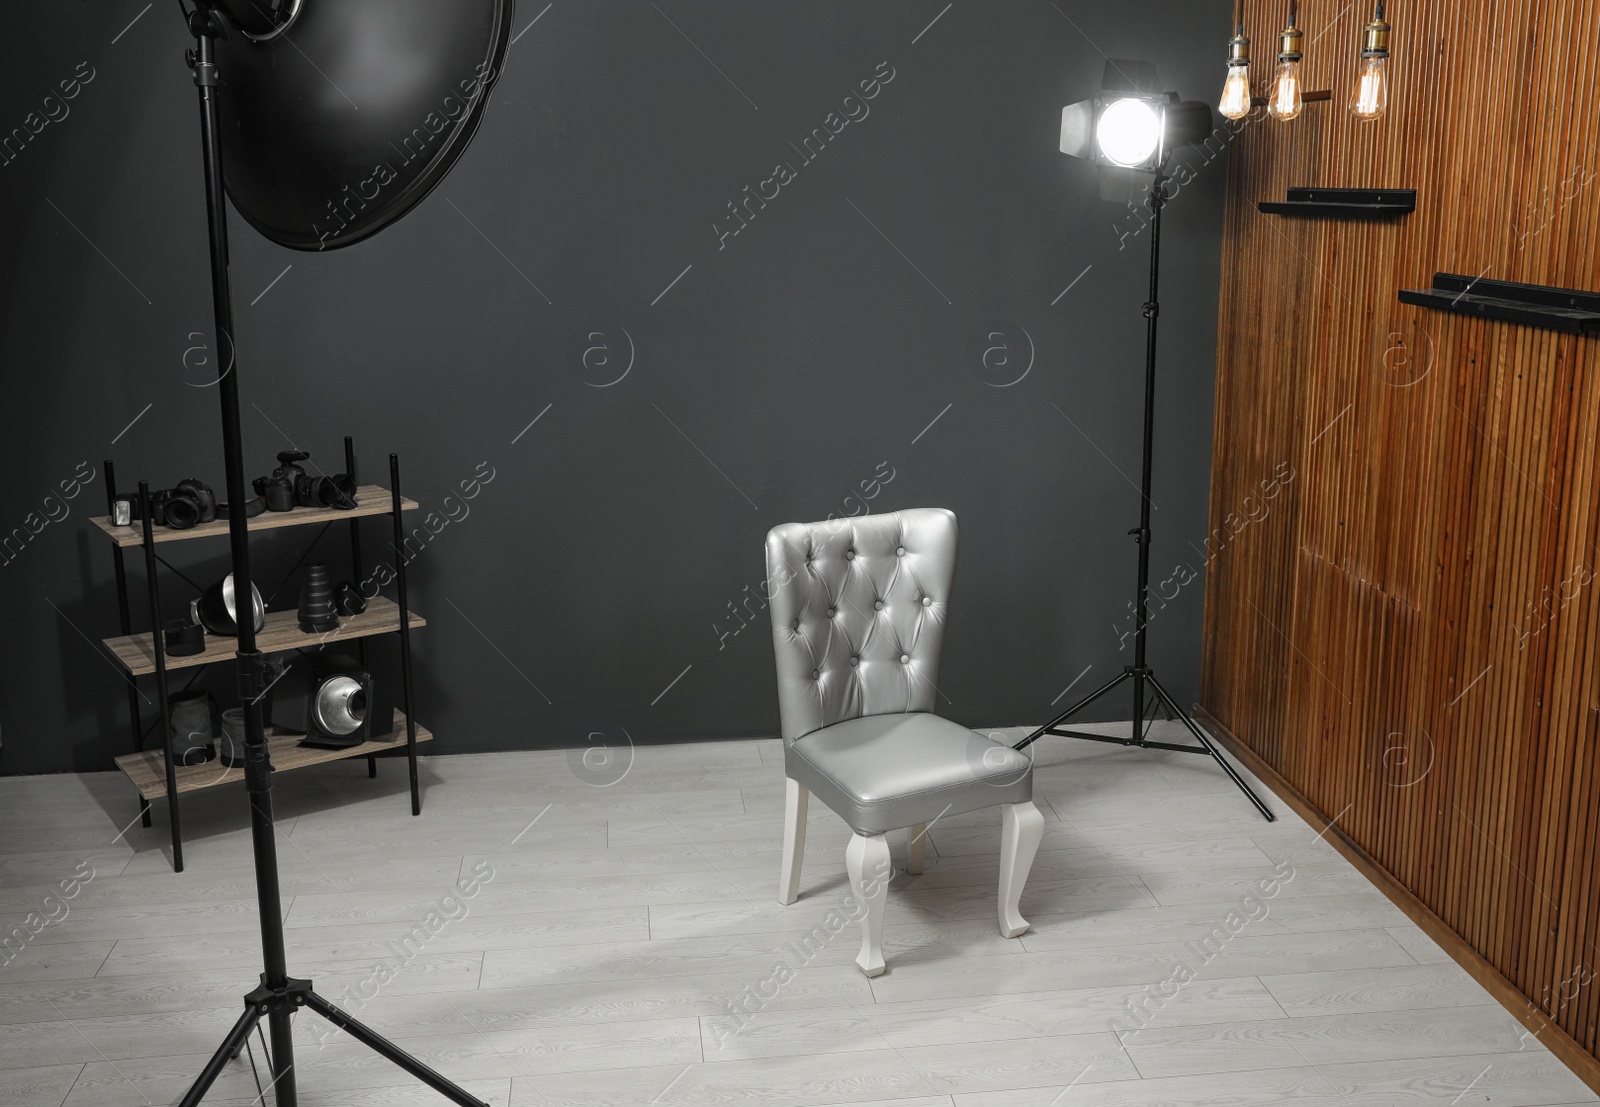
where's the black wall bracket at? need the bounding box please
[1258,187,1416,218]
[1399,274,1600,336]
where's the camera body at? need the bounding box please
[117,479,218,530]
[165,478,218,529]
[253,450,356,512]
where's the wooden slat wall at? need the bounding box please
[1204,0,1600,1072]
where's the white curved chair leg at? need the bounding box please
[904,824,927,875]
[846,832,892,977]
[998,801,1044,938]
[778,777,809,905]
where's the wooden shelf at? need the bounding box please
[102,596,424,676]
[1259,188,1416,219]
[1399,274,1600,336]
[88,484,416,547]
[115,715,432,801]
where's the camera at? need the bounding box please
[164,478,218,529]
[252,450,357,512]
[116,479,218,530]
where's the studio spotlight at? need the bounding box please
[1025,59,1275,823]
[1095,97,1163,168]
[1059,62,1214,200]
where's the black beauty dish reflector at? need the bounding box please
[205,0,511,250]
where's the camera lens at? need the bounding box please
[304,475,357,509]
[164,494,201,529]
[308,477,335,506]
[329,474,357,507]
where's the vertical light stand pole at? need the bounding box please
[179,13,493,1104]
[185,12,299,1102]
[1014,154,1275,823]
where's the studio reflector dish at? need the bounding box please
[211,0,513,250]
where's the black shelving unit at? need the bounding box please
[95,437,431,872]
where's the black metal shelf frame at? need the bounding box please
[102,436,423,871]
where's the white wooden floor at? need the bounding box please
[2,723,1596,1107]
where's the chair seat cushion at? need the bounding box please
[785,712,1033,835]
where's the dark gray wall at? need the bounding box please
[0,0,1229,776]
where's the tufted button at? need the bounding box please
[874,600,884,611]
[850,656,860,667]
[811,669,820,680]
[845,549,856,561]
[900,654,910,664]
[827,606,837,618]
[921,596,932,607]
[792,618,800,630]
[896,546,906,557]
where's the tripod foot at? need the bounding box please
[1145,674,1275,822]
[303,990,491,1107]
[179,1006,262,1107]
[1017,665,1275,822]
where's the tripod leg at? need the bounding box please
[302,990,491,1107]
[1014,669,1131,750]
[1146,675,1276,822]
[179,1006,262,1107]
[267,1002,297,1107]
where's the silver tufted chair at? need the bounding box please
[765,508,1044,976]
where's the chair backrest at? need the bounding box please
[765,508,957,742]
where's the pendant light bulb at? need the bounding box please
[1351,1,1391,121]
[1220,23,1253,121]
[1269,1,1305,122]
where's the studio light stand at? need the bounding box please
[170,0,512,1102]
[1016,68,1274,822]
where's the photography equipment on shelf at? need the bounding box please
[166,0,510,1102]
[253,468,296,511]
[167,478,219,528]
[1020,58,1274,823]
[164,619,207,657]
[219,708,247,768]
[116,479,219,530]
[334,581,368,617]
[254,450,357,511]
[170,690,221,765]
[297,563,340,633]
[272,653,394,750]
[191,573,267,636]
